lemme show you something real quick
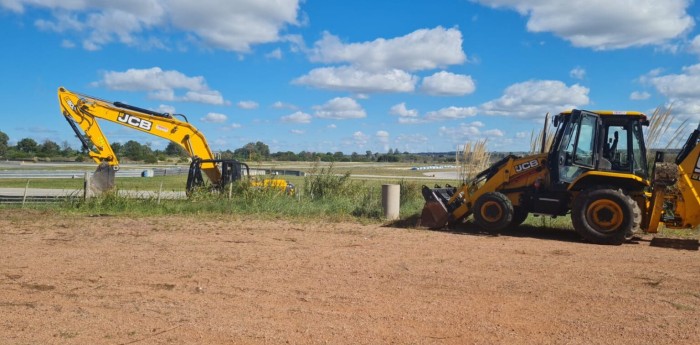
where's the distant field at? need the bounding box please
[0,161,461,191]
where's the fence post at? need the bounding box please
[381,184,400,220]
[83,172,91,200]
[157,182,163,204]
[22,180,29,207]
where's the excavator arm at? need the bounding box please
[58,87,222,189]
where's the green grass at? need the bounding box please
[0,178,85,189]
[4,161,698,239]
[0,163,428,224]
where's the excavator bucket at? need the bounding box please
[418,186,454,229]
[89,162,116,194]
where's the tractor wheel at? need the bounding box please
[511,206,529,227]
[571,188,640,245]
[473,192,514,232]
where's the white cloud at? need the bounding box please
[182,90,226,105]
[95,67,227,105]
[289,129,305,135]
[480,80,589,119]
[352,131,370,147]
[309,26,466,72]
[4,0,302,52]
[376,130,390,151]
[265,48,282,59]
[689,35,700,55]
[420,71,476,96]
[474,0,693,50]
[483,129,505,137]
[221,123,242,130]
[313,97,367,120]
[237,100,259,110]
[200,112,227,123]
[281,111,312,123]
[295,26,469,94]
[293,66,417,93]
[439,122,504,145]
[395,133,429,152]
[327,124,337,129]
[425,106,478,121]
[60,39,75,48]
[156,104,176,114]
[389,103,418,117]
[645,63,700,119]
[569,67,586,80]
[271,101,298,110]
[398,118,425,125]
[630,91,651,100]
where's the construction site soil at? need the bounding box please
[1,209,698,344]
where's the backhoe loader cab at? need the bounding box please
[420,109,661,245]
[549,110,649,190]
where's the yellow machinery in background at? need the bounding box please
[421,109,700,245]
[58,87,293,195]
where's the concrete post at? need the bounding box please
[381,184,400,220]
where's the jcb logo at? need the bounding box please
[515,159,539,173]
[117,113,152,131]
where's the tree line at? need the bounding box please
[0,130,454,164]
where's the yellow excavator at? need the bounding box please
[421,109,700,246]
[58,87,293,195]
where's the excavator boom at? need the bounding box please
[58,87,221,185]
[58,87,293,195]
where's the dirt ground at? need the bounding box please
[1,209,699,345]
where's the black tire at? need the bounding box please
[511,206,529,227]
[626,196,642,240]
[473,192,514,232]
[571,188,639,245]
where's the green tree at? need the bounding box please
[254,141,270,158]
[122,140,148,161]
[0,130,8,157]
[16,138,38,154]
[234,141,271,160]
[111,142,123,157]
[60,141,75,156]
[164,141,187,157]
[40,140,61,157]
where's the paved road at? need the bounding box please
[0,188,186,199]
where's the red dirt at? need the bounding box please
[1,209,698,344]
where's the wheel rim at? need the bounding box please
[586,199,623,233]
[481,201,503,223]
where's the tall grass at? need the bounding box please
[457,139,490,182]
[29,160,427,223]
[530,113,556,154]
[646,105,689,151]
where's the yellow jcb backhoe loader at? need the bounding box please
[421,109,700,246]
[57,87,293,195]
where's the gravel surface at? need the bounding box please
[1,209,698,344]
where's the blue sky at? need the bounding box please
[2,0,700,154]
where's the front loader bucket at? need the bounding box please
[90,162,116,194]
[420,201,449,229]
[418,185,454,229]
